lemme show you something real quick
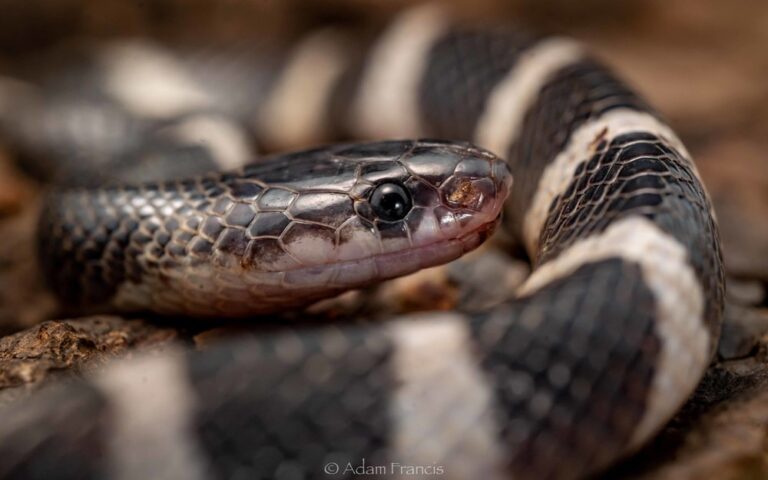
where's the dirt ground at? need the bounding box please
[0,1,766,478]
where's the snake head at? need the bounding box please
[266,139,513,286]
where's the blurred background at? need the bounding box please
[0,1,766,477]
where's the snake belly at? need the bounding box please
[0,4,723,480]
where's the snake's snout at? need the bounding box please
[442,160,512,213]
[433,148,512,238]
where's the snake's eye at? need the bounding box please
[370,182,412,222]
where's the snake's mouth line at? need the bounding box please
[261,214,502,283]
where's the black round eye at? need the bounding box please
[369,182,412,222]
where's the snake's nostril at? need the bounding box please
[441,176,496,212]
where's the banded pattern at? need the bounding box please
[0,4,723,480]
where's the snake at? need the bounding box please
[0,4,723,480]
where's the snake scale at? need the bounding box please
[0,4,723,480]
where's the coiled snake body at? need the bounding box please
[0,5,723,480]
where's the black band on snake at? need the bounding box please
[0,4,723,480]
